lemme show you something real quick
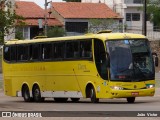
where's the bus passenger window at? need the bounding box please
[66,41,79,59]
[80,40,92,58]
[53,42,65,59]
[17,45,28,61]
[41,43,52,60]
[4,46,11,61]
[29,44,40,60]
[10,46,17,61]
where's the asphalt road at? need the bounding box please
[0,73,160,119]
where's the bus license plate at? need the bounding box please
[131,92,139,96]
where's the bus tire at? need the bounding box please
[127,97,135,103]
[90,87,99,103]
[71,98,80,102]
[32,85,44,102]
[54,98,68,102]
[22,85,32,102]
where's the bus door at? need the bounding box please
[94,39,109,80]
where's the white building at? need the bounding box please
[82,0,160,40]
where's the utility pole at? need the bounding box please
[44,0,47,36]
[143,0,147,36]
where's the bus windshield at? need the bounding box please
[106,39,155,82]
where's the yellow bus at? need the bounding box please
[2,31,158,103]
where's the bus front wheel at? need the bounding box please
[90,87,99,103]
[127,97,135,103]
[32,85,44,102]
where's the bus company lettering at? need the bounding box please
[78,64,87,70]
[20,66,46,71]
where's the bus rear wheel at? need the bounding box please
[90,87,99,103]
[71,98,80,102]
[33,85,44,102]
[127,97,135,103]
[22,85,32,102]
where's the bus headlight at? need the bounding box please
[146,84,155,89]
[110,86,123,90]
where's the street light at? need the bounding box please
[44,0,51,36]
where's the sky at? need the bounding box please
[19,0,63,8]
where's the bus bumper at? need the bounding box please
[108,88,155,98]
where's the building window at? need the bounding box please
[132,13,140,21]
[126,13,140,21]
[126,13,131,21]
[23,27,30,39]
[65,22,88,33]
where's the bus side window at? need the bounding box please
[17,45,28,61]
[4,46,11,61]
[29,44,40,61]
[53,42,65,59]
[10,46,17,62]
[80,40,92,58]
[66,41,79,59]
[41,43,52,60]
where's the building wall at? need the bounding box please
[51,8,65,25]
[124,7,153,31]
[82,0,160,41]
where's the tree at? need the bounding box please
[0,0,25,44]
[147,0,160,28]
[47,26,66,38]
[15,29,24,40]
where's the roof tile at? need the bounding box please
[15,1,62,26]
[52,2,121,19]
[16,1,44,18]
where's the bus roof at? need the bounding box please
[5,33,146,45]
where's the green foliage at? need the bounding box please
[15,29,24,40]
[88,19,121,33]
[147,0,160,26]
[47,26,66,38]
[0,0,25,44]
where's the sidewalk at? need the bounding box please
[155,88,160,96]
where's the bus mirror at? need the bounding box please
[152,52,158,67]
